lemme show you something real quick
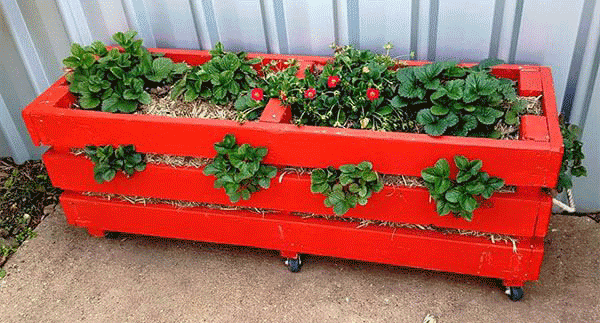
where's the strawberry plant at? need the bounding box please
[281,45,522,138]
[64,31,188,113]
[84,145,146,183]
[285,45,408,131]
[260,59,302,100]
[234,59,303,120]
[311,161,384,215]
[203,134,277,202]
[64,34,526,139]
[503,100,528,126]
[233,89,268,120]
[170,42,261,106]
[556,121,587,192]
[421,156,504,221]
[403,59,520,136]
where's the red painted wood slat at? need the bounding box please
[60,191,543,284]
[44,149,551,237]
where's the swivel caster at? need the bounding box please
[104,231,120,239]
[505,286,524,301]
[284,257,302,273]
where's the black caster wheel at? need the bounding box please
[284,257,302,273]
[104,231,120,239]
[505,287,524,301]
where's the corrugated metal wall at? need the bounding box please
[0,0,598,211]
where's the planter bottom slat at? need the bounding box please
[60,191,544,287]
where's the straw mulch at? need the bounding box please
[137,87,238,120]
[496,95,543,140]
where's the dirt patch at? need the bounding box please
[0,158,60,269]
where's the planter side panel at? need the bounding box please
[45,150,551,237]
[28,101,558,187]
[60,191,543,283]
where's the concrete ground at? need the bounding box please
[0,206,598,323]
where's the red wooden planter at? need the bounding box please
[22,48,562,299]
